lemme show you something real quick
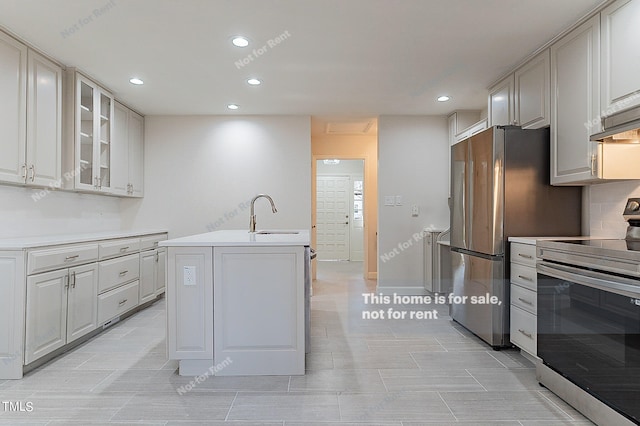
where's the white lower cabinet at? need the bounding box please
[0,231,167,379]
[140,249,157,304]
[156,248,166,295]
[509,241,538,357]
[25,263,98,364]
[140,247,167,304]
[98,280,139,324]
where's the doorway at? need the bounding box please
[315,159,364,261]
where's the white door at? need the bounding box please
[316,176,350,260]
[66,263,98,343]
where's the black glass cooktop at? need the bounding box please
[552,239,640,252]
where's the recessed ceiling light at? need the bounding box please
[129,78,144,85]
[227,104,239,110]
[437,95,450,102]
[232,36,249,47]
[247,78,261,86]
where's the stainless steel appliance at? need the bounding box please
[450,126,582,348]
[536,199,640,425]
[423,229,447,294]
[589,104,640,181]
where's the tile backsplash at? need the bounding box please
[589,180,640,238]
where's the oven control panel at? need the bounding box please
[623,198,640,221]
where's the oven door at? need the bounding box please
[537,262,640,423]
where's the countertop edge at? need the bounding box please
[0,229,169,250]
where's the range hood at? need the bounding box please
[591,105,640,143]
[589,105,640,180]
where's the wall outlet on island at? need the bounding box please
[183,266,197,286]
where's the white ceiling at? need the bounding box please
[0,0,605,116]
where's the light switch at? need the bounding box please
[384,196,395,206]
[184,266,196,286]
[411,205,419,216]
[395,195,403,206]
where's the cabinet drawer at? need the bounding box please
[510,243,536,267]
[98,280,139,324]
[511,284,537,314]
[510,263,537,291]
[98,253,140,293]
[27,243,99,275]
[99,238,141,260]
[140,234,167,251]
[510,305,536,355]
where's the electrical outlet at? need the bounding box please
[384,196,395,206]
[395,195,403,206]
[183,266,196,286]
[411,205,419,216]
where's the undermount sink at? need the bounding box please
[255,231,300,235]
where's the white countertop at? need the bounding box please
[160,230,311,247]
[508,236,605,245]
[0,229,168,250]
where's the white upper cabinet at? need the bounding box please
[128,110,144,197]
[112,101,144,197]
[111,101,130,196]
[601,0,640,115]
[490,50,550,129]
[488,74,515,126]
[26,50,62,187]
[0,32,61,188]
[66,71,114,193]
[550,15,601,185]
[514,49,550,129]
[0,32,27,184]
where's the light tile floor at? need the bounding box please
[0,261,594,425]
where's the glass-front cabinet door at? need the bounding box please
[75,75,112,192]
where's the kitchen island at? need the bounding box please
[160,230,310,376]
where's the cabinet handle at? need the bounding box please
[119,247,129,252]
[98,177,102,189]
[21,164,27,182]
[517,274,533,282]
[65,255,80,261]
[71,271,76,288]
[94,177,99,188]
[155,252,159,262]
[64,274,69,289]
[119,270,129,276]
[518,329,533,339]
[591,154,597,177]
[28,165,35,182]
[518,297,533,306]
[118,299,127,306]
[517,253,533,259]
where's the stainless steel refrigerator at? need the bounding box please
[450,126,581,348]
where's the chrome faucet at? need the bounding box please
[249,194,278,232]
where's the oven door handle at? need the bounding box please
[538,262,640,298]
